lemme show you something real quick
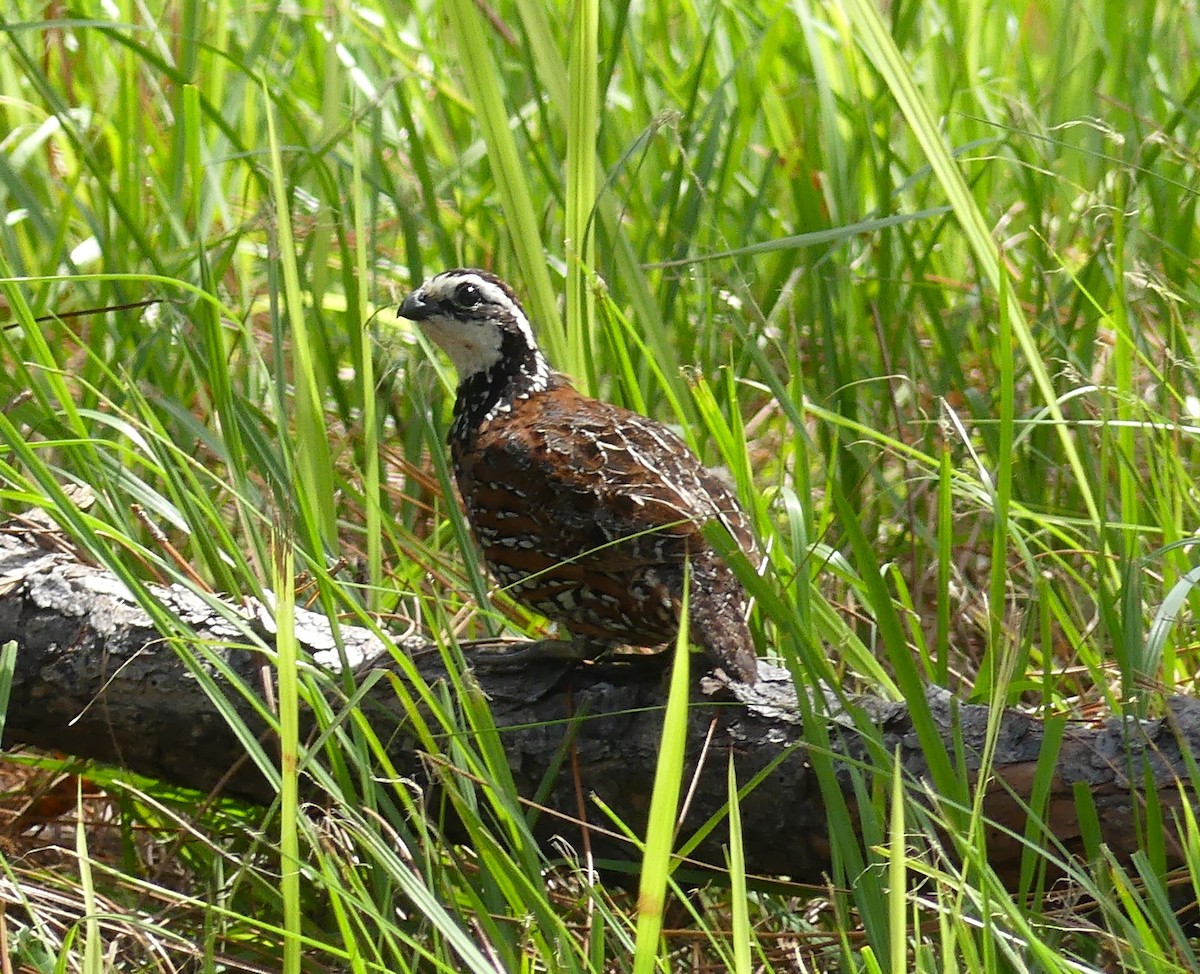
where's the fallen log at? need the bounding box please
[1,517,1195,886]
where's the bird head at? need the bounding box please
[399,269,548,385]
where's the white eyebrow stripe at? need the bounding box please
[429,271,516,312]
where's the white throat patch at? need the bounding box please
[418,311,506,377]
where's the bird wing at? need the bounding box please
[457,389,756,575]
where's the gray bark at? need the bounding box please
[0,517,1196,885]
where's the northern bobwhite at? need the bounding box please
[399,268,761,684]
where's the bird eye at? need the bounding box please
[453,282,481,308]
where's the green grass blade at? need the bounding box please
[76,781,102,974]
[888,749,905,974]
[565,0,599,394]
[631,567,691,974]
[726,755,752,974]
[271,528,301,974]
[442,0,564,364]
[0,640,16,742]
[980,263,1016,702]
[262,81,336,554]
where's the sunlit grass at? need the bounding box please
[1,0,1199,970]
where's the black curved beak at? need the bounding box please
[398,291,432,321]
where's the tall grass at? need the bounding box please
[1,0,1199,970]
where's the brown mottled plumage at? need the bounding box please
[399,269,760,683]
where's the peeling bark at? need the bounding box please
[1,520,1196,885]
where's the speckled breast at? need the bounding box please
[449,387,689,646]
